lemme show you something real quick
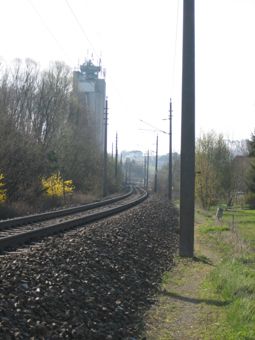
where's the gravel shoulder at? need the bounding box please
[0,196,178,339]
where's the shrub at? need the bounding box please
[0,173,7,203]
[42,172,74,197]
[244,192,255,209]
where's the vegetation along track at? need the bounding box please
[0,187,148,252]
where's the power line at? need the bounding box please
[64,0,124,108]
[139,119,168,135]
[64,0,96,55]
[26,0,72,64]
[172,0,181,95]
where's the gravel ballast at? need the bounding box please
[0,196,179,339]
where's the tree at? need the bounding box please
[0,173,7,202]
[0,60,72,201]
[157,152,180,198]
[195,132,233,209]
[0,58,110,206]
[231,156,250,195]
[245,131,255,208]
[106,157,123,194]
[247,131,255,157]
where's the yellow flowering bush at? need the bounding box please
[42,172,74,197]
[0,173,7,202]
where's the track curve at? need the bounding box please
[0,186,134,230]
[0,187,148,252]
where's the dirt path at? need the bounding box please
[144,230,222,339]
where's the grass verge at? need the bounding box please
[143,207,255,339]
[199,208,255,339]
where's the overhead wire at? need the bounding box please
[139,120,168,135]
[64,0,96,55]
[63,0,126,150]
[26,0,73,65]
[25,0,131,152]
[172,0,181,95]
[64,1,180,151]
[64,0,124,113]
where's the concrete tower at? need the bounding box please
[73,60,106,151]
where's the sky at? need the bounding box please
[1,0,255,155]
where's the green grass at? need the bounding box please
[199,224,229,233]
[198,207,255,339]
[235,211,255,245]
[143,207,255,339]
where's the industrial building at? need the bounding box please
[73,60,106,151]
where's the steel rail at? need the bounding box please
[0,187,133,231]
[0,188,148,251]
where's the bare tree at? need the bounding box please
[195,131,233,209]
[0,59,105,203]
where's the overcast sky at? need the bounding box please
[1,0,255,154]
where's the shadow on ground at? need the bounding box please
[160,290,231,307]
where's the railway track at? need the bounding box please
[0,187,148,252]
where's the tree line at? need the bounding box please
[0,59,119,214]
[157,131,255,209]
[1,59,255,213]
[195,131,255,209]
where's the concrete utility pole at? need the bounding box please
[128,160,132,184]
[115,132,118,178]
[103,98,108,197]
[143,154,147,188]
[180,0,195,257]
[146,150,150,190]
[154,135,159,193]
[168,99,173,200]
[125,159,128,185]
[119,152,123,182]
